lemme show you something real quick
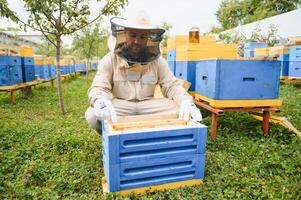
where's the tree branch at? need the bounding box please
[35,20,57,48]
[61,0,80,30]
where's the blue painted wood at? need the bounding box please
[0,56,23,86]
[21,58,35,82]
[278,54,289,61]
[105,154,205,192]
[48,65,56,78]
[0,56,21,66]
[75,63,86,72]
[175,61,196,91]
[280,61,289,77]
[167,49,176,61]
[168,61,175,75]
[195,59,281,100]
[91,63,97,70]
[35,65,50,79]
[60,65,69,75]
[288,61,301,77]
[244,50,254,58]
[244,42,267,50]
[102,124,207,164]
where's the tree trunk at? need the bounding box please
[56,35,65,115]
[86,58,90,82]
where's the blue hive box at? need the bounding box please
[21,57,35,82]
[289,46,301,61]
[91,63,97,70]
[75,63,86,72]
[34,65,50,80]
[48,64,56,78]
[174,61,197,91]
[278,54,289,61]
[167,61,176,74]
[288,61,301,78]
[167,49,176,62]
[195,59,281,100]
[280,61,289,77]
[60,65,69,75]
[0,56,23,86]
[102,115,207,192]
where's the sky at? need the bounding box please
[0,0,223,47]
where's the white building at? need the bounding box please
[221,8,301,39]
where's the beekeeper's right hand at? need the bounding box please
[94,99,117,123]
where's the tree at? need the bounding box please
[0,0,127,115]
[215,0,301,31]
[71,22,109,80]
[160,21,172,47]
[71,23,109,61]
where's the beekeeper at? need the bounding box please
[85,11,202,133]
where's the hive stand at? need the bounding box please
[194,99,280,141]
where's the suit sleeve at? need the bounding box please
[88,53,114,107]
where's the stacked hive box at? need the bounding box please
[90,63,97,70]
[46,57,56,79]
[102,115,207,193]
[195,58,282,108]
[19,47,35,83]
[0,55,23,86]
[244,42,267,57]
[288,45,301,79]
[75,62,86,72]
[34,56,50,80]
[59,57,74,75]
[167,35,238,95]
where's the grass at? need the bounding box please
[0,73,300,199]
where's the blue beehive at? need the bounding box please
[21,57,35,82]
[278,54,289,61]
[60,65,69,75]
[167,61,175,74]
[244,42,267,58]
[75,63,86,72]
[174,61,197,91]
[280,61,289,77]
[91,63,97,70]
[0,56,23,86]
[102,117,207,192]
[195,59,281,100]
[34,65,50,80]
[289,46,301,61]
[167,49,176,61]
[288,61,301,77]
[48,64,56,78]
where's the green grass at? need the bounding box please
[0,74,300,199]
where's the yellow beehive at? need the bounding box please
[34,56,47,65]
[167,35,188,51]
[289,36,301,45]
[269,46,288,56]
[19,47,34,57]
[176,44,238,61]
[254,47,269,57]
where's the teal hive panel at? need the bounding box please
[195,59,281,100]
[278,54,289,61]
[35,65,50,79]
[280,61,289,77]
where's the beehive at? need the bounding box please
[102,114,207,192]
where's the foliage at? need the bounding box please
[71,22,109,61]
[36,40,71,57]
[0,74,300,199]
[215,0,301,31]
[159,21,172,47]
[0,0,127,115]
[218,24,283,46]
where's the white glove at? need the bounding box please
[93,99,117,123]
[179,100,202,122]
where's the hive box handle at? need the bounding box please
[243,77,255,82]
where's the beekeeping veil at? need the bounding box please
[109,11,165,65]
